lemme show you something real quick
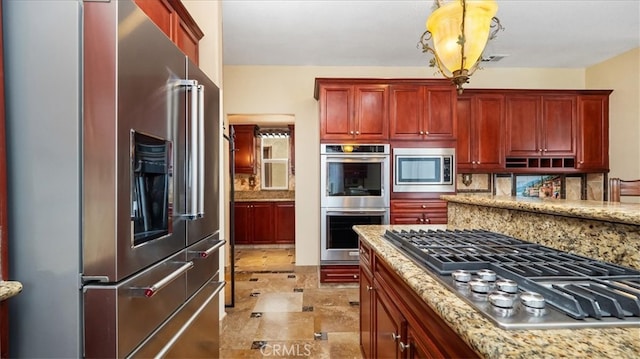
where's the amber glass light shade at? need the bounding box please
[426,0,498,75]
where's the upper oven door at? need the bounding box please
[321,152,390,208]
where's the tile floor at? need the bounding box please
[221,247,363,358]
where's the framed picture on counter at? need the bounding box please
[514,174,564,199]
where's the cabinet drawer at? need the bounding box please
[359,241,373,271]
[391,199,447,212]
[320,265,360,283]
[390,213,448,225]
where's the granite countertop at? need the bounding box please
[234,190,294,202]
[441,194,640,225]
[354,224,640,359]
[0,281,23,301]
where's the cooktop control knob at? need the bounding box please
[452,270,472,283]
[489,291,517,309]
[520,291,546,309]
[495,279,518,294]
[469,279,491,293]
[477,269,497,282]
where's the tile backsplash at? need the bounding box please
[457,172,606,201]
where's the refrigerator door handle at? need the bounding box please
[197,84,205,217]
[130,261,194,298]
[180,79,199,219]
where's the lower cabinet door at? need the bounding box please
[359,267,373,359]
[375,279,405,359]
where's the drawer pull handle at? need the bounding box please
[190,239,225,259]
[131,261,194,298]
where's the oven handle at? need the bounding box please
[325,209,388,215]
[130,261,194,298]
[323,155,388,162]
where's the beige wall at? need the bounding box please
[586,47,640,183]
[222,66,588,265]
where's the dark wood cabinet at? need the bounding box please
[232,125,257,175]
[274,201,295,244]
[319,265,360,283]
[360,241,478,359]
[359,266,374,359]
[134,0,204,64]
[390,83,456,140]
[456,92,505,172]
[505,94,576,157]
[390,199,448,225]
[234,201,294,245]
[317,80,389,141]
[288,124,295,174]
[576,93,611,171]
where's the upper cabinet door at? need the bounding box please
[354,85,389,140]
[389,84,456,140]
[390,85,423,139]
[319,82,388,141]
[319,83,353,140]
[232,125,256,174]
[505,95,541,156]
[423,86,456,139]
[541,96,576,156]
[456,92,504,172]
[576,94,610,171]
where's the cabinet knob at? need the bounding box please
[399,342,410,352]
[350,131,354,135]
[419,131,424,135]
[544,148,548,152]
[425,218,431,223]
[579,161,584,164]
[355,131,360,135]
[353,274,358,279]
[419,218,424,223]
[539,149,543,152]
[426,131,430,135]
[391,333,400,341]
[472,161,476,164]
[477,161,481,164]
[421,205,426,209]
[366,285,373,291]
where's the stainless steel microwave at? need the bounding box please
[392,147,455,193]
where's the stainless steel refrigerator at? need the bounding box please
[4,0,222,357]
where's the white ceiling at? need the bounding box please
[221,0,640,68]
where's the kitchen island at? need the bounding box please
[354,224,640,359]
[441,194,640,270]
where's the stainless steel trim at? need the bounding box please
[197,84,205,217]
[180,79,199,219]
[130,261,194,298]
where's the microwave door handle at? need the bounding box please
[197,84,205,217]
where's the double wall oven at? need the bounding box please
[320,144,390,262]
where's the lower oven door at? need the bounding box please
[320,208,389,262]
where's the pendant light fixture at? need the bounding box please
[418,0,504,94]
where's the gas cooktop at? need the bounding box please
[384,229,640,330]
